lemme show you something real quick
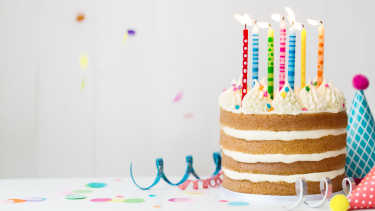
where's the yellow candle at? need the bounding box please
[317,22,324,87]
[301,26,306,87]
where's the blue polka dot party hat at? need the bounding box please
[346,74,374,178]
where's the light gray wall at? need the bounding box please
[0,0,374,178]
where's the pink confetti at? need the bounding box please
[263,91,268,97]
[219,200,228,202]
[0,200,14,204]
[184,113,193,118]
[233,88,237,91]
[324,84,329,87]
[115,179,121,182]
[232,84,236,87]
[116,196,124,198]
[173,90,183,103]
[223,89,227,92]
[343,103,345,108]
[175,198,196,203]
[302,108,308,111]
[57,190,75,196]
[237,85,241,90]
[90,198,112,202]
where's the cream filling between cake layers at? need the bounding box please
[222,167,345,183]
[221,148,347,163]
[222,126,347,141]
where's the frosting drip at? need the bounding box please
[298,79,327,111]
[272,81,301,114]
[242,80,272,113]
[317,77,342,110]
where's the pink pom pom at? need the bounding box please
[353,74,369,90]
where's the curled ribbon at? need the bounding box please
[130,152,221,190]
[178,170,223,190]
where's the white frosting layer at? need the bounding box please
[329,78,346,105]
[222,126,347,141]
[272,81,301,114]
[222,147,347,163]
[317,77,342,110]
[223,167,345,183]
[242,80,272,113]
[298,79,327,111]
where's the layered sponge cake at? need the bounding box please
[219,77,347,195]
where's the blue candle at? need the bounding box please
[252,23,259,87]
[288,26,296,89]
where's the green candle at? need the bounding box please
[268,25,274,99]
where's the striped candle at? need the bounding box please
[267,26,274,99]
[301,26,306,87]
[288,26,296,90]
[252,23,259,87]
[279,18,286,91]
[242,24,248,102]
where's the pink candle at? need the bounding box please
[279,17,286,90]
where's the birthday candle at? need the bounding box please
[279,18,286,91]
[268,25,274,99]
[317,22,324,87]
[301,25,306,87]
[288,25,296,90]
[242,24,248,102]
[252,22,259,87]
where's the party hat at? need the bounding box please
[348,165,375,209]
[346,75,374,179]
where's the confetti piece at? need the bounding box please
[259,85,264,91]
[263,91,268,97]
[237,85,241,90]
[313,81,317,86]
[80,78,85,91]
[268,107,274,112]
[228,202,249,206]
[184,113,193,118]
[302,108,308,111]
[90,198,112,202]
[325,84,329,87]
[235,105,240,109]
[174,198,195,203]
[153,206,161,208]
[343,103,345,108]
[173,90,183,103]
[0,200,15,204]
[79,53,88,70]
[127,30,135,36]
[124,198,145,203]
[329,194,349,211]
[22,197,45,202]
[285,87,289,92]
[219,200,228,202]
[73,190,92,194]
[232,84,236,87]
[65,194,86,200]
[110,198,126,202]
[267,104,271,109]
[122,32,128,44]
[9,199,26,203]
[149,195,156,197]
[281,92,286,98]
[86,183,107,188]
[76,13,84,22]
[223,89,227,92]
[115,179,121,182]
[305,86,310,92]
[116,196,125,198]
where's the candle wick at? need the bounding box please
[302,24,304,29]
[268,24,271,27]
[292,21,294,26]
[282,16,284,21]
[255,20,257,26]
[320,20,323,25]
[245,23,247,29]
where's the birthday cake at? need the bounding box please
[219,77,347,196]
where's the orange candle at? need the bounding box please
[317,21,324,87]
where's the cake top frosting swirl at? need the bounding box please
[218,75,346,115]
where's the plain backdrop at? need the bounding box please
[0,0,374,179]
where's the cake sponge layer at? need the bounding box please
[220,108,347,131]
[222,153,345,175]
[222,173,345,195]
[220,129,346,155]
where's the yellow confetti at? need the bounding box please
[122,32,128,44]
[281,92,286,98]
[329,194,349,211]
[80,53,88,70]
[80,78,85,91]
[109,198,126,202]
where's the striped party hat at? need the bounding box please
[346,74,374,178]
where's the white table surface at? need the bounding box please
[0,176,367,211]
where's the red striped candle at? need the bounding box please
[242,24,248,103]
[279,18,286,90]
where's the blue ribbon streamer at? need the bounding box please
[130,152,222,190]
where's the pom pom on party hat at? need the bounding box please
[348,165,375,210]
[346,74,375,179]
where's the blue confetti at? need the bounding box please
[228,201,249,206]
[267,104,271,109]
[235,105,240,110]
[127,30,136,36]
[285,87,289,92]
[149,195,156,197]
[86,183,107,188]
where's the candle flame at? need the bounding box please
[307,19,321,26]
[257,21,270,28]
[271,14,283,22]
[293,21,304,30]
[285,7,295,25]
[234,13,253,26]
